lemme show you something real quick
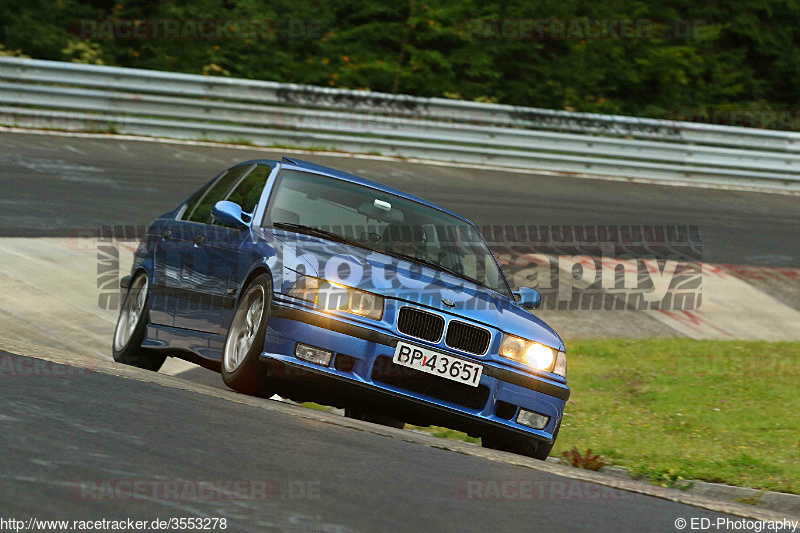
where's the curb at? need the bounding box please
[545,459,799,516]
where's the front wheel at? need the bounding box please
[112,272,166,371]
[221,274,274,397]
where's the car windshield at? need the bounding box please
[264,170,510,296]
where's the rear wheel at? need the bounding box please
[112,273,166,371]
[221,274,274,397]
[344,408,405,429]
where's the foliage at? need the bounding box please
[2,0,797,126]
[0,44,28,57]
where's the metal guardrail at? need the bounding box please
[1,57,798,190]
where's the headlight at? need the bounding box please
[288,276,384,320]
[499,333,566,376]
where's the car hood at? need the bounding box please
[270,231,564,351]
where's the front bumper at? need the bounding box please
[263,302,569,443]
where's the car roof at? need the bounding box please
[234,157,472,224]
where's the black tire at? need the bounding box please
[344,408,405,429]
[481,421,561,461]
[112,272,166,371]
[221,274,274,397]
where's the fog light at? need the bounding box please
[294,343,333,366]
[516,409,550,430]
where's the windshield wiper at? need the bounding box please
[272,222,366,248]
[380,249,484,288]
[274,222,490,291]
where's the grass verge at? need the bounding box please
[553,338,799,494]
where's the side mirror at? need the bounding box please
[513,287,541,310]
[211,201,250,228]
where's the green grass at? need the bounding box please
[296,339,799,494]
[407,425,480,444]
[553,339,800,494]
[300,402,335,412]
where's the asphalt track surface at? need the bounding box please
[0,351,739,532]
[1,130,799,266]
[0,130,795,531]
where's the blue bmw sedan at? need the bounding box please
[113,157,569,459]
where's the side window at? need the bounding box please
[185,164,254,224]
[211,164,272,228]
[180,179,214,220]
[224,164,272,216]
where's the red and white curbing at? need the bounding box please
[649,263,800,341]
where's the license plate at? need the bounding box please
[392,341,483,387]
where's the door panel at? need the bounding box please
[149,221,185,326]
[150,164,252,330]
[171,163,273,334]
[172,225,241,334]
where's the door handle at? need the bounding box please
[161,229,171,239]
[194,235,205,245]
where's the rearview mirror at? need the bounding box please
[358,201,404,223]
[513,287,541,310]
[211,201,250,228]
